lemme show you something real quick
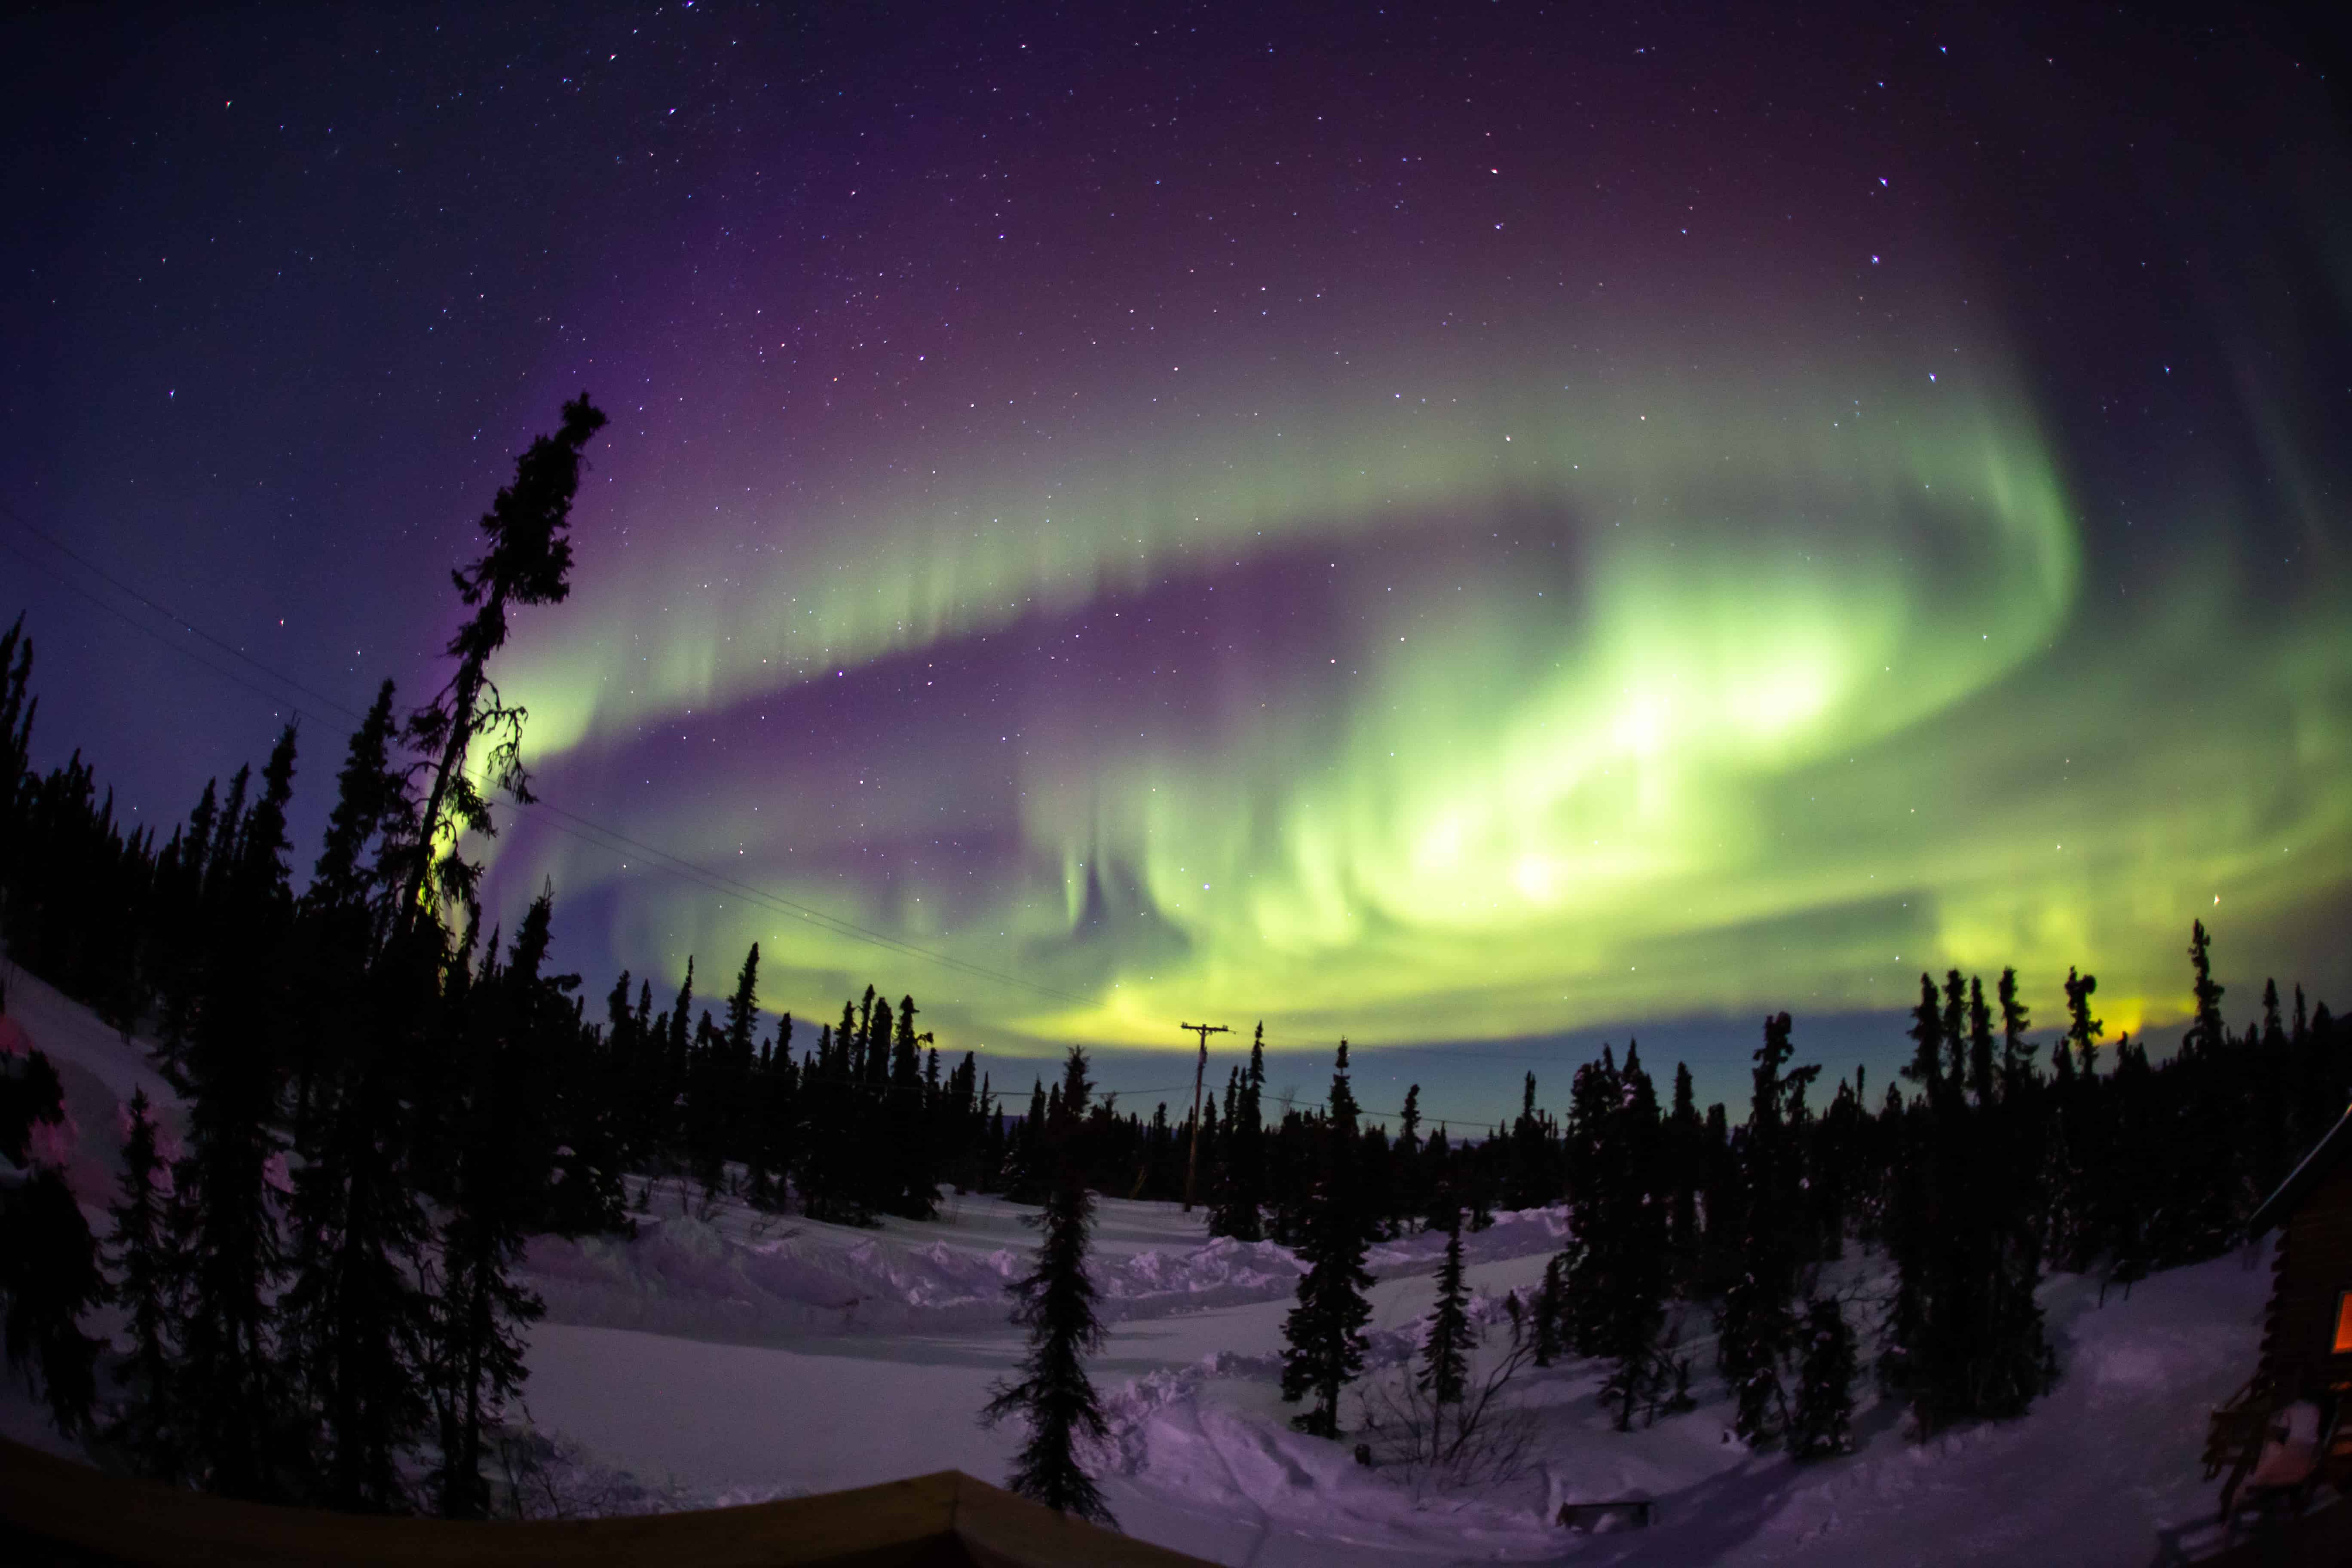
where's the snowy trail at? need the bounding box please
[521,1323,1023,1501]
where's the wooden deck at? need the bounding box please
[0,1438,1213,1567]
[2154,1492,2352,1568]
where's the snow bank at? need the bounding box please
[525,1211,1324,1342]
[523,1186,1576,1350]
[0,962,183,1207]
[1365,1203,1574,1274]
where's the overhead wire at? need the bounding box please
[0,501,1098,1007]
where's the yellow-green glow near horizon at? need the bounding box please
[479,322,2351,1058]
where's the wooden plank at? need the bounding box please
[2168,1498,2352,1568]
[948,1476,1224,1567]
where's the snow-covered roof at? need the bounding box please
[2249,1102,2352,1240]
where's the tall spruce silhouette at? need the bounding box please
[983,1046,1115,1525]
[175,723,301,1499]
[886,995,938,1219]
[1718,1011,1813,1447]
[104,1087,182,1478]
[1208,1023,1267,1239]
[1789,1296,1857,1459]
[284,1021,433,1512]
[398,396,607,938]
[303,680,410,947]
[1418,1204,1472,1454]
[1280,1039,1375,1438]
[279,685,436,1510]
[1879,974,1945,1399]
[1664,1062,1703,1283]
[1599,1045,1669,1430]
[429,896,557,1518]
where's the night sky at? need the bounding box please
[6,3,2349,1122]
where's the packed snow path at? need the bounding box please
[1,961,2272,1565]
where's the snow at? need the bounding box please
[0,964,183,1208]
[0,959,2274,1565]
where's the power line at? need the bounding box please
[0,533,354,729]
[1,504,379,726]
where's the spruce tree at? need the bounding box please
[283,1012,435,1513]
[2166,924,2244,1262]
[1531,1251,1568,1367]
[1981,979,2057,1423]
[1555,1043,1670,1427]
[862,990,891,1090]
[430,903,555,1518]
[1718,1012,1812,1447]
[885,995,938,1219]
[1966,976,1995,1108]
[1878,977,1944,1400]
[690,943,759,1196]
[1506,1071,1556,1209]
[1940,969,1969,1089]
[0,616,31,859]
[1004,1077,1051,1206]
[1280,1040,1376,1439]
[2186,920,2226,1056]
[1207,1023,1267,1240]
[663,960,695,1159]
[1418,1207,1472,1455]
[1391,1082,1423,1233]
[175,726,301,1499]
[2063,968,2101,1077]
[1596,1044,1669,1430]
[104,1087,183,1477]
[1664,1062,1703,1282]
[1788,1296,1856,1460]
[751,1014,796,1212]
[304,679,409,942]
[983,1046,1115,1525]
[1419,1126,1455,1234]
[398,397,608,935]
[1996,968,2035,1095]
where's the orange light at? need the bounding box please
[2335,1292,2352,1355]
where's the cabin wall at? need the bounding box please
[2262,1157,2352,1393]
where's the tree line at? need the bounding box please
[965,938,2349,1514]
[1230,932,2350,1464]
[1,400,645,1513]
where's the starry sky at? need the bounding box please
[5,3,2349,1121]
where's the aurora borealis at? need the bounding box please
[5,4,2349,1113]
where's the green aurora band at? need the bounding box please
[481,322,2351,1059]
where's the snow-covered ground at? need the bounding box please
[1,959,2270,1564]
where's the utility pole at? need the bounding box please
[1179,1022,1230,1212]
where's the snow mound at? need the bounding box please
[0,964,183,1207]
[527,1209,1322,1343]
[527,1213,1020,1339]
[1365,1203,1573,1273]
